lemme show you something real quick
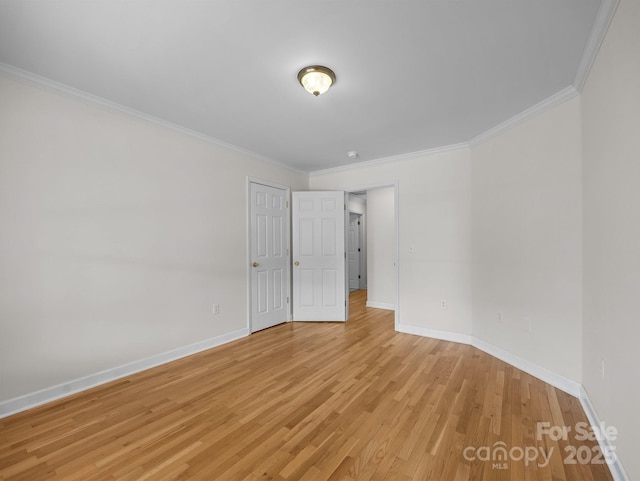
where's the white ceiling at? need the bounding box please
[0,0,602,173]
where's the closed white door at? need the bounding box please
[292,191,346,322]
[250,182,289,332]
[348,213,361,291]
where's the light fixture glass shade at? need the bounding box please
[298,66,336,96]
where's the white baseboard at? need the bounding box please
[471,336,581,397]
[396,324,632,479]
[366,301,396,311]
[396,323,636,480]
[396,324,580,397]
[1,323,632,481]
[0,328,249,419]
[579,387,631,481]
[396,323,473,345]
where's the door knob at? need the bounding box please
[252,262,259,267]
[294,261,300,266]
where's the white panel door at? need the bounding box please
[250,182,289,332]
[292,191,346,321]
[347,213,361,291]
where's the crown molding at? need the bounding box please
[0,62,307,176]
[469,85,579,148]
[309,142,470,177]
[310,83,582,177]
[573,0,620,92]
[1,0,616,181]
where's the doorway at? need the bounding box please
[247,182,398,329]
[345,184,398,327]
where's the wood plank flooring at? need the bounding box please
[1,290,614,481]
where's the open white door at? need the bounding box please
[292,191,346,322]
[249,182,289,332]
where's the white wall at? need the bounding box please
[312,99,584,386]
[0,75,307,404]
[471,97,584,383]
[582,0,640,478]
[310,149,472,336]
[365,188,395,308]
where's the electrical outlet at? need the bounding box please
[440,299,447,309]
[213,304,220,316]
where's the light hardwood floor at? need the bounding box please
[0,290,614,481]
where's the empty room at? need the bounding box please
[0,1,638,480]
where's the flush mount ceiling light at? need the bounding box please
[297,65,336,96]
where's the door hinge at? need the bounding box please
[358,275,361,279]
[344,204,346,210]
[358,248,361,252]
[357,221,360,225]
[286,200,289,208]
[287,297,289,304]
[344,252,347,258]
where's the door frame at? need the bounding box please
[247,177,292,332]
[345,181,400,329]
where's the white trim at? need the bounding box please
[2,56,606,178]
[469,86,579,148]
[393,182,400,330]
[573,0,620,92]
[309,143,469,177]
[366,301,396,311]
[0,62,306,176]
[310,86,582,176]
[579,387,631,481]
[396,324,581,397]
[472,336,581,397]
[397,323,473,345]
[0,328,249,419]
